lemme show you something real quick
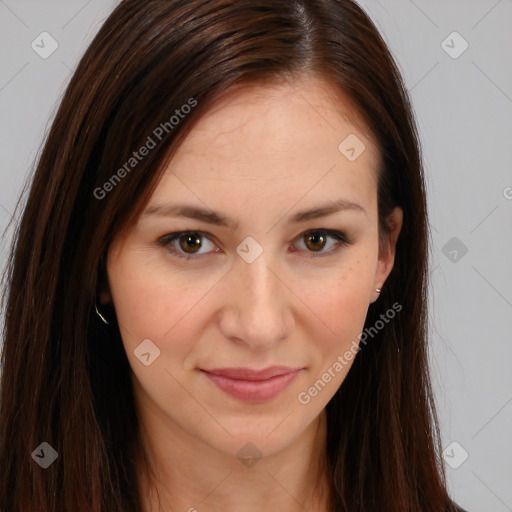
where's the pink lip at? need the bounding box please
[200,366,302,403]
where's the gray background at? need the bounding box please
[1,1,511,510]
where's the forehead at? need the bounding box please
[180,76,377,163]
[150,76,380,217]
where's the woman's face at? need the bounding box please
[105,76,401,460]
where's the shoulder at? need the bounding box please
[451,502,469,512]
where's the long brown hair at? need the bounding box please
[0,0,458,510]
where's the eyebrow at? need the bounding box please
[142,198,367,230]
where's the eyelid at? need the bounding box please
[157,228,352,260]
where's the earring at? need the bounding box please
[375,288,381,293]
[95,301,111,325]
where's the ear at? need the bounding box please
[370,206,403,304]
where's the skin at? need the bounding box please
[103,75,403,512]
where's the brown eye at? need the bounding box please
[294,229,351,257]
[178,233,203,253]
[158,231,218,260]
[304,232,327,252]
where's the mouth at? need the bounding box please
[199,366,303,403]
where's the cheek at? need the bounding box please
[107,251,170,344]
[108,238,377,354]
[307,257,374,356]
[107,250,215,354]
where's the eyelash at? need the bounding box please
[156,229,353,261]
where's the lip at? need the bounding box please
[200,366,303,403]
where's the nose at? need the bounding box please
[217,248,294,350]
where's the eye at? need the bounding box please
[293,229,352,257]
[157,228,352,261]
[157,231,218,260]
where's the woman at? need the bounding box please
[0,0,468,511]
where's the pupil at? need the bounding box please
[180,234,201,253]
[306,232,325,251]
